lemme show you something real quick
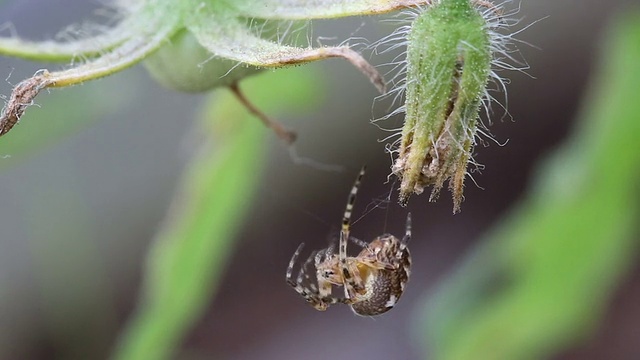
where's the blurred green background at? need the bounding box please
[0,0,638,359]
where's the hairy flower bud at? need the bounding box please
[391,0,497,213]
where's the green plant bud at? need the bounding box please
[144,30,261,93]
[392,0,492,213]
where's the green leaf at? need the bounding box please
[0,2,173,62]
[26,187,117,359]
[186,1,385,92]
[232,0,432,19]
[0,20,131,62]
[421,11,640,360]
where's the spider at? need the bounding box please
[286,166,412,316]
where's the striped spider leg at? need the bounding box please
[338,166,369,301]
[286,243,341,311]
[336,167,413,315]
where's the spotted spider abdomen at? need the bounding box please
[349,235,412,316]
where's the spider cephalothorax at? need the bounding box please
[286,166,412,316]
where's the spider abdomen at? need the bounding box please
[350,246,411,316]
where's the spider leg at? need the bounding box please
[286,242,305,287]
[341,260,367,303]
[301,249,320,292]
[339,166,367,300]
[349,236,372,249]
[326,242,337,256]
[359,258,395,271]
[319,241,337,259]
[288,244,316,297]
[313,248,331,295]
[286,244,331,310]
[349,236,379,261]
[397,212,412,259]
[296,248,316,284]
[314,247,329,270]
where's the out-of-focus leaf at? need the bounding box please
[422,11,640,360]
[112,67,323,360]
[26,187,117,359]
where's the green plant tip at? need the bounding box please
[389,0,509,213]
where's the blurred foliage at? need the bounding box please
[422,11,640,360]
[111,67,323,360]
[27,188,117,359]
